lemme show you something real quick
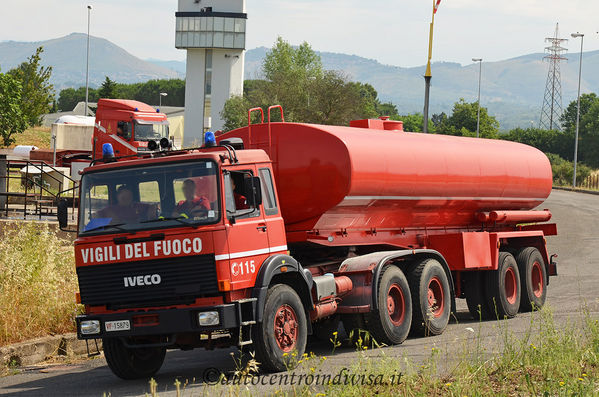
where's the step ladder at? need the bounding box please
[236,298,257,347]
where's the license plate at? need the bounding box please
[105,320,130,332]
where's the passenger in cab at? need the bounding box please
[231,177,249,210]
[97,185,154,223]
[173,179,211,218]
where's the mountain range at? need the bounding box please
[1,33,598,130]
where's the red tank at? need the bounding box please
[219,118,552,245]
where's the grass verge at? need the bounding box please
[141,307,599,396]
[0,222,78,346]
[9,126,52,149]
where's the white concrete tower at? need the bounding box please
[176,0,246,146]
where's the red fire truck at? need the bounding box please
[59,107,557,379]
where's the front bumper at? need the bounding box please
[76,302,249,340]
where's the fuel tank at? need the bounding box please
[219,120,552,237]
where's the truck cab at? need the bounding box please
[72,146,299,378]
[92,99,170,159]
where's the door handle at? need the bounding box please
[257,225,267,232]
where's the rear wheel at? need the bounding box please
[252,284,307,372]
[485,252,521,319]
[516,247,547,312]
[103,338,166,380]
[365,266,412,345]
[408,258,451,336]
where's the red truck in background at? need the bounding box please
[58,106,557,379]
[92,99,171,160]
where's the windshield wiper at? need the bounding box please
[140,216,189,225]
[84,223,128,233]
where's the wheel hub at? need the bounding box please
[427,277,445,318]
[273,305,298,352]
[531,261,544,298]
[387,283,405,326]
[504,266,518,304]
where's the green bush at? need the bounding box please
[546,153,592,187]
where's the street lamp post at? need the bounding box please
[472,58,482,138]
[84,5,92,116]
[159,92,168,108]
[571,32,584,188]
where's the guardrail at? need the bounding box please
[0,160,78,220]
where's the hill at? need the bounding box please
[3,34,598,129]
[245,47,599,130]
[0,33,183,90]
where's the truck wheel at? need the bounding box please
[516,247,547,312]
[365,266,412,346]
[252,284,307,372]
[485,252,521,319]
[408,258,451,336]
[465,271,493,320]
[103,338,166,380]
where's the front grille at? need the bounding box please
[77,254,219,309]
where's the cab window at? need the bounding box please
[224,170,260,220]
[259,168,278,215]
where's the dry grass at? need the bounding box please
[9,126,52,149]
[0,222,79,346]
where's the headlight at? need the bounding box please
[198,311,219,326]
[80,320,101,335]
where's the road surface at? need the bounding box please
[1,189,598,396]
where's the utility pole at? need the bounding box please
[85,5,92,116]
[423,0,441,133]
[571,32,584,187]
[472,58,482,138]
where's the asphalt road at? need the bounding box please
[1,189,598,397]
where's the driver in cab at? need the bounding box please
[172,179,211,218]
[96,185,154,223]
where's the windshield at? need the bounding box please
[134,121,169,141]
[79,161,219,235]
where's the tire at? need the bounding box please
[103,338,166,380]
[464,271,493,320]
[516,247,547,312]
[485,252,521,319]
[364,266,412,346]
[408,258,451,336]
[252,284,308,372]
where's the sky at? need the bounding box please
[0,0,598,67]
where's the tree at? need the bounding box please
[8,47,54,126]
[503,127,572,160]
[0,72,29,147]
[222,37,397,130]
[57,87,99,111]
[437,99,499,138]
[560,93,598,132]
[98,76,117,99]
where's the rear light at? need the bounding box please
[80,320,101,335]
[75,292,81,304]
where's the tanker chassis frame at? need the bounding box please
[65,111,558,379]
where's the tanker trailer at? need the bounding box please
[217,107,557,360]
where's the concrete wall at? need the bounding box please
[53,124,94,151]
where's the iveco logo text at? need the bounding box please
[124,274,162,287]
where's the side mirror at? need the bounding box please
[243,176,263,208]
[57,198,69,230]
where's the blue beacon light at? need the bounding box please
[102,143,115,158]
[204,131,216,147]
